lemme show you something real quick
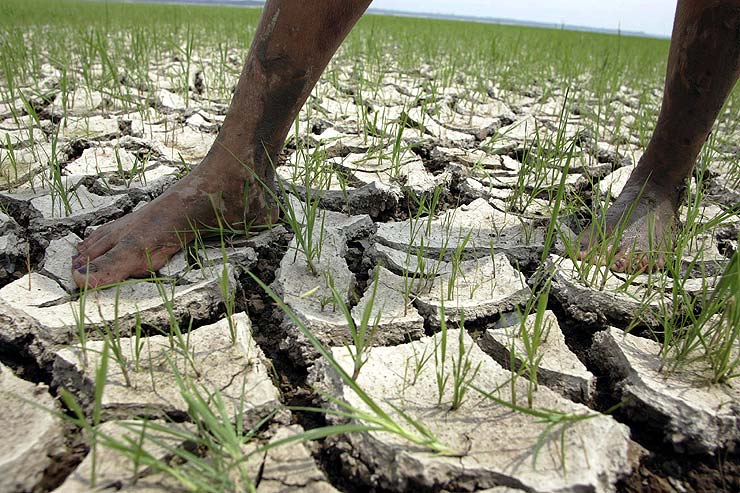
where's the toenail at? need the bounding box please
[77,264,97,274]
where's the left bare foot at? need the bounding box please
[71,157,277,289]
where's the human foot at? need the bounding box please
[72,164,277,289]
[577,177,681,273]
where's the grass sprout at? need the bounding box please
[330,267,382,379]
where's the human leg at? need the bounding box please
[73,0,371,288]
[579,0,740,272]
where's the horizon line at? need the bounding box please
[111,0,672,39]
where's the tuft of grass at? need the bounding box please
[329,267,382,380]
[433,304,449,406]
[449,313,481,411]
[518,285,553,408]
[660,243,740,383]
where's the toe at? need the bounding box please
[610,250,668,274]
[78,221,119,252]
[72,246,148,289]
[73,242,176,289]
[610,253,630,273]
[640,253,666,273]
[610,251,650,274]
[73,233,118,269]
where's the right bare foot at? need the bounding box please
[577,174,681,273]
[71,162,277,289]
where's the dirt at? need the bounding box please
[238,229,740,492]
[2,42,739,493]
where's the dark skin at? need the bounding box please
[579,0,740,271]
[73,0,740,288]
[72,0,371,288]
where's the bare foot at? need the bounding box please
[71,161,277,289]
[577,178,680,273]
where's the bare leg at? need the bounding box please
[72,0,370,288]
[579,0,740,272]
